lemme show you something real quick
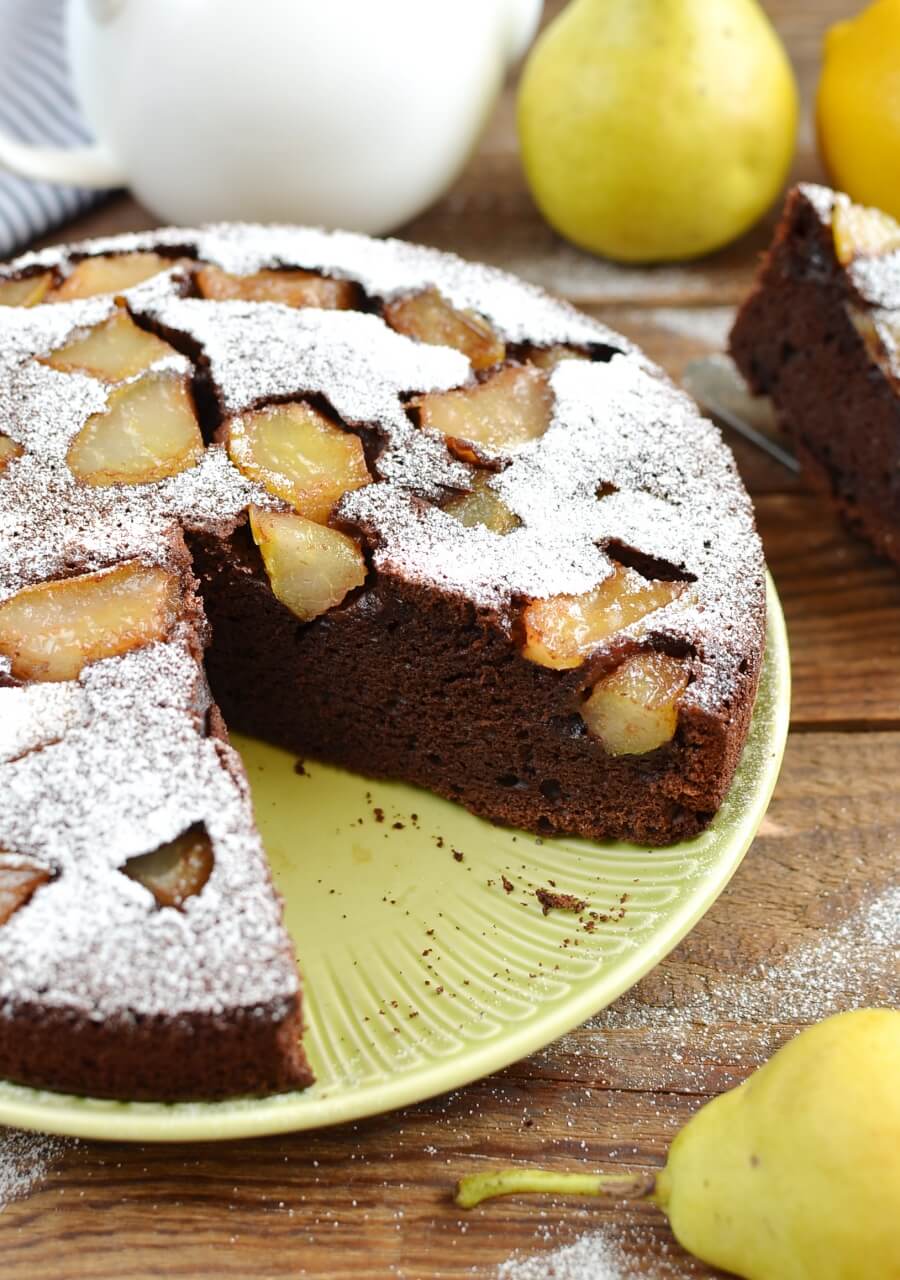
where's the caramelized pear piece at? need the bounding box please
[43,308,177,381]
[226,403,371,522]
[0,434,23,473]
[415,364,553,462]
[49,252,175,302]
[197,264,356,310]
[0,273,53,307]
[384,288,505,370]
[123,824,214,909]
[528,345,590,371]
[0,562,180,682]
[833,202,900,265]
[67,371,203,487]
[250,506,366,623]
[581,651,689,755]
[444,474,521,534]
[0,858,52,925]
[522,567,685,670]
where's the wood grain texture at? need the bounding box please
[5,2,899,1278]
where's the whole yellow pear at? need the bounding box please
[817,0,900,220]
[457,1009,900,1279]
[659,1009,900,1279]
[517,0,799,263]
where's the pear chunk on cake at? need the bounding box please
[0,860,52,926]
[44,308,177,382]
[0,562,181,683]
[49,253,177,301]
[832,200,900,265]
[384,288,505,370]
[249,507,367,623]
[414,364,553,462]
[197,264,356,310]
[0,434,23,472]
[0,273,53,307]
[123,825,214,910]
[226,403,371,522]
[443,474,521,534]
[582,652,690,755]
[67,371,204,487]
[527,344,589,371]
[522,568,685,670]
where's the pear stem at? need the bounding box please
[455,1167,659,1210]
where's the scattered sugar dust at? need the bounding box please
[0,1127,76,1212]
[525,882,900,1092]
[497,1227,631,1280]
[496,1220,693,1280]
[596,882,900,1035]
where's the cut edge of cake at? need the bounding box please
[730,182,900,567]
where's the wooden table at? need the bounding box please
[4,3,897,1276]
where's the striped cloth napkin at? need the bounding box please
[0,0,108,258]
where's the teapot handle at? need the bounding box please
[0,131,125,188]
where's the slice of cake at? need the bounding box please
[730,183,900,566]
[0,225,766,1099]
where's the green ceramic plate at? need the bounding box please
[0,577,789,1143]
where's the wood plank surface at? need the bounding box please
[3,2,898,1278]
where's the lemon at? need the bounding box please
[817,0,900,220]
[517,0,799,264]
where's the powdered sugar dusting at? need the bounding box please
[0,681,87,763]
[0,641,299,1019]
[493,1220,698,1280]
[0,223,765,1063]
[604,884,898,1030]
[497,1225,633,1280]
[0,445,268,603]
[642,306,736,348]
[152,298,469,420]
[0,1128,76,1212]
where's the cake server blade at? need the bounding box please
[683,354,800,473]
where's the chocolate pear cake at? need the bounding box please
[0,225,765,1100]
[731,183,900,566]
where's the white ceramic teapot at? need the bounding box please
[0,0,542,232]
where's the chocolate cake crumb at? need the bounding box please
[452,849,464,863]
[501,875,515,894]
[536,888,588,916]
